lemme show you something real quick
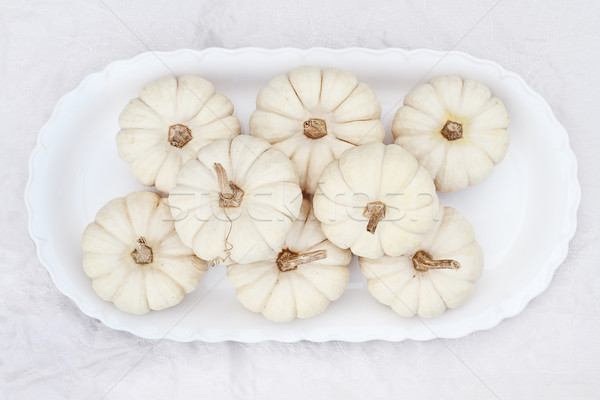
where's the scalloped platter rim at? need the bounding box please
[26,48,580,342]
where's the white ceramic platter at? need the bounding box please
[26,48,580,342]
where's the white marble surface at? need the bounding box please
[2,0,599,398]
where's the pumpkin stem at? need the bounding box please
[440,120,463,141]
[131,237,153,264]
[213,163,244,208]
[364,201,386,234]
[303,118,328,139]
[168,124,193,148]
[276,249,328,272]
[412,250,460,272]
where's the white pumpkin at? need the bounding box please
[250,66,385,194]
[117,75,241,193]
[226,199,351,322]
[168,135,302,265]
[359,206,484,318]
[313,141,440,259]
[81,191,206,314]
[392,75,510,192]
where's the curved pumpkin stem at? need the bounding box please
[213,163,244,208]
[363,201,386,234]
[276,249,327,272]
[412,250,460,272]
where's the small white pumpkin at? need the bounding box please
[250,66,385,194]
[227,199,351,322]
[360,206,484,318]
[117,75,241,193]
[313,141,440,259]
[81,191,206,314]
[168,135,302,265]
[392,75,510,192]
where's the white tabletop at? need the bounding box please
[2,0,599,398]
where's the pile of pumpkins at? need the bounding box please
[82,66,510,322]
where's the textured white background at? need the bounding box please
[2,0,599,398]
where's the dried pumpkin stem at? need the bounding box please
[303,118,327,139]
[131,237,153,264]
[440,120,463,141]
[214,163,233,196]
[168,124,193,148]
[213,163,244,208]
[276,249,328,272]
[412,250,460,272]
[364,201,386,234]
